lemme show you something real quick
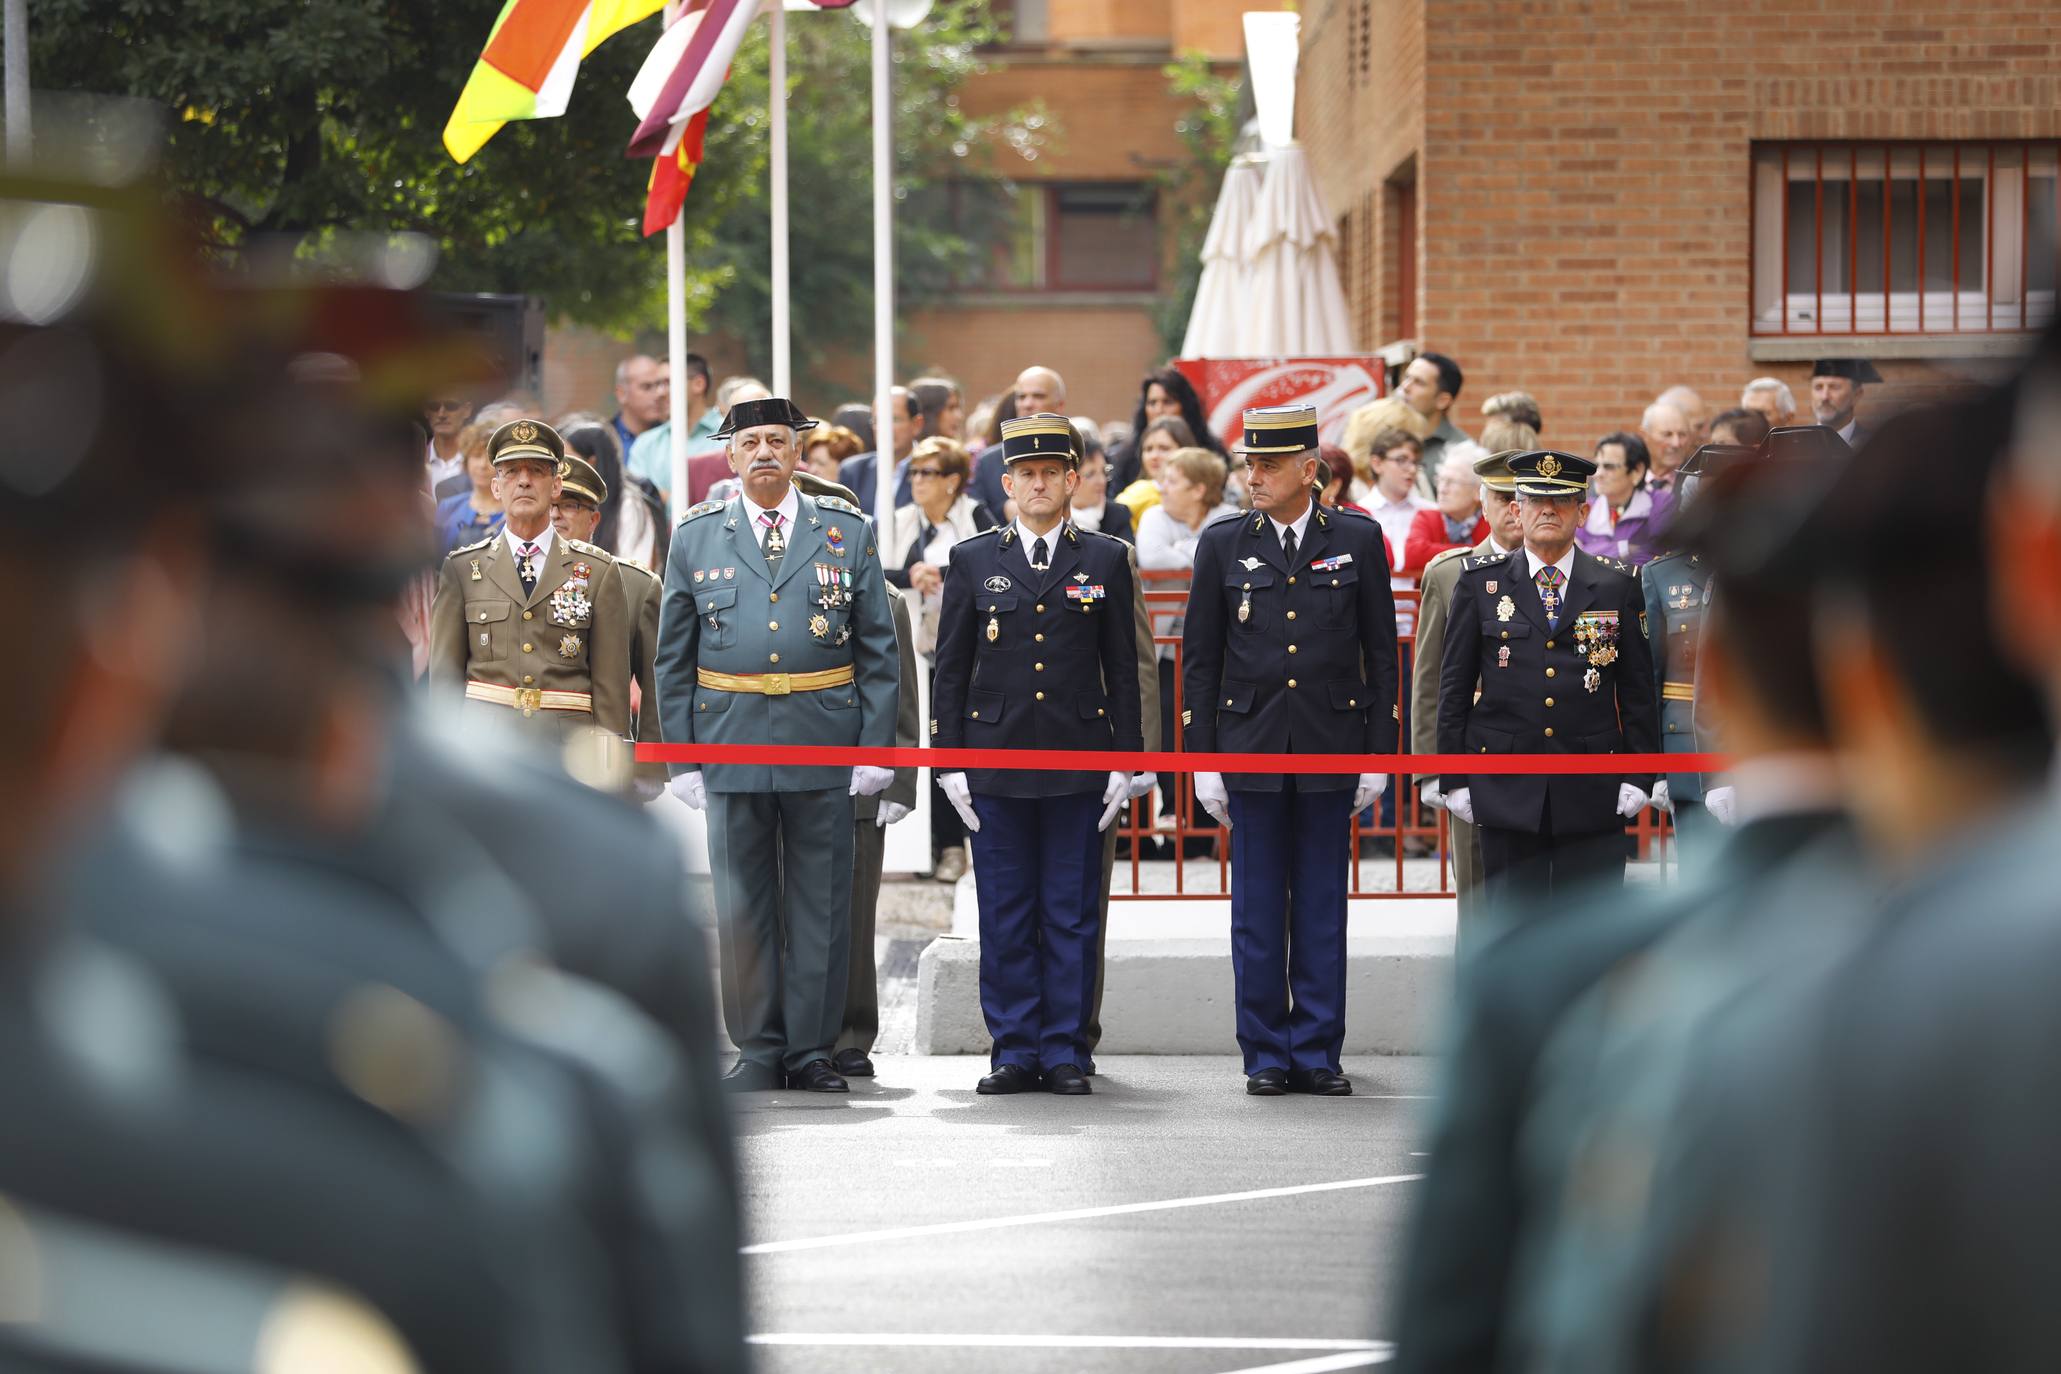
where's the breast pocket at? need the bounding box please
[1316,565,1360,627]
[466,598,513,664]
[1225,569,1277,632]
[972,594,1019,650]
[696,587,739,650]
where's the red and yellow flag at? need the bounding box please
[643,107,712,237]
[445,0,667,164]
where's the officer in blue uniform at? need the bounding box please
[1437,449,1660,903]
[932,413,1145,1096]
[1181,403,1399,1097]
[655,396,901,1094]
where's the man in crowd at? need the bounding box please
[1183,404,1398,1097]
[933,414,1144,1096]
[656,396,900,1094]
[1708,406,1772,448]
[1415,450,1523,944]
[1655,384,1710,448]
[1740,375,1797,429]
[971,365,1067,518]
[841,385,921,520]
[423,393,473,501]
[1640,398,1696,499]
[628,356,744,510]
[429,419,633,753]
[609,353,669,466]
[1437,450,1657,901]
[1809,356,1882,445]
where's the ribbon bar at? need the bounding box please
[634,744,1729,775]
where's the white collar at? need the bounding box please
[1265,502,1314,545]
[1488,534,1520,555]
[1014,519,1067,560]
[504,523,555,560]
[1523,543,1577,582]
[741,485,801,536]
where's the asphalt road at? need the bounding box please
[732,1055,1438,1374]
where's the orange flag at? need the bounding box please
[643,106,712,236]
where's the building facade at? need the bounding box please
[1297,0,2060,449]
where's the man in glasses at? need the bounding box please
[423,394,474,501]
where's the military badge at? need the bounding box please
[986,612,1000,643]
[810,613,830,641]
[570,561,591,585]
[470,559,482,582]
[1484,580,1497,594]
[1239,557,1263,572]
[983,575,1012,593]
[1310,554,1353,571]
[694,570,705,583]
[559,633,582,659]
[478,630,489,648]
[1497,645,1511,668]
[1536,454,1563,479]
[1238,584,1252,624]
[825,525,845,555]
[548,586,593,625]
[1496,595,1516,622]
[1573,611,1621,667]
[1074,572,1089,583]
[1584,667,1602,693]
[724,567,735,580]
[834,622,852,646]
[510,419,538,444]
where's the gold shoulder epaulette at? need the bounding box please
[567,538,614,561]
[813,494,862,516]
[446,535,494,559]
[681,499,725,524]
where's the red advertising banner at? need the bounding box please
[1174,357,1387,451]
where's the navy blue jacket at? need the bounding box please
[838,451,913,521]
[1436,547,1659,834]
[1180,504,1400,791]
[969,442,1009,523]
[932,522,1144,798]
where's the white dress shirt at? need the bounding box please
[1013,518,1068,566]
[1523,544,1578,585]
[1264,503,1315,553]
[741,486,801,549]
[503,523,556,567]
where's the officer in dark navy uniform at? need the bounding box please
[932,413,1145,1096]
[1181,403,1399,1097]
[1437,449,1659,903]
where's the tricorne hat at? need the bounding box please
[714,396,818,440]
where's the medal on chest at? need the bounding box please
[1584,667,1602,693]
[559,633,583,659]
[810,613,830,641]
[1497,645,1511,668]
[549,584,593,623]
[1495,595,1516,623]
[986,604,1001,642]
[1238,581,1253,624]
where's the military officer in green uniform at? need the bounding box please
[430,418,634,750]
[655,396,901,1094]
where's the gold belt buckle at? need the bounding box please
[762,673,791,696]
[515,687,543,711]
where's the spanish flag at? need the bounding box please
[642,106,711,236]
[444,0,667,164]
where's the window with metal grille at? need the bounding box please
[1751,141,2058,336]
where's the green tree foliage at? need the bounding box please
[1154,50,1245,357]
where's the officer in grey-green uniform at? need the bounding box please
[655,397,901,1094]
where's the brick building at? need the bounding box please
[1297,0,2060,450]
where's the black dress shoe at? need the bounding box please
[1044,1064,1092,1095]
[1246,1067,1290,1096]
[788,1059,849,1093]
[1288,1067,1353,1096]
[832,1049,876,1078]
[976,1063,1041,1095]
[722,1060,782,1093]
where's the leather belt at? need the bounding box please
[466,681,595,716]
[1661,681,1695,702]
[697,665,855,696]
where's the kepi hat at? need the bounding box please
[489,418,565,469]
[1233,403,1320,456]
[999,412,1079,467]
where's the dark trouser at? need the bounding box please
[706,788,853,1075]
[969,791,1103,1072]
[1477,817,1625,908]
[1087,820,1119,1060]
[836,814,885,1057]
[1227,782,1354,1075]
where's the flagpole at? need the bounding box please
[768,0,791,397]
[870,0,893,525]
[4,0,28,168]
[665,2,689,513]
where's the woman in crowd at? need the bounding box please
[882,435,996,884]
[1578,429,1670,565]
[1135,446,1239,855]
[830,402,875,454]
[909,377,965,447]
[804,424,865,483]
[1068,426,1135,541]
[1108,367,1226,491]
[562,419,669,572]
[1115,415,1196,524]
[1478,416,1540,456]
[434,420,503,555]
[1403,459,1489,575]
[1318,445,1372,518]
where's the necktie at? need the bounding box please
[517,542,539,596]
[1030,536,1048,571]
[759,510,786,568]
[1282,525,1298,566]
[1536,564,1565,630]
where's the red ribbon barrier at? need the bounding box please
[634,743,1728,775]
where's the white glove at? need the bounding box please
[875,799,910,827]
[1352,773,1388,812]
[1652,779,1674,814]
[850,765,895,798]
[939,771,981,833]
[1705,785,1737,827]
[1617,783,1652,818]
[1419,779,1443,810]
[668,771,706,811]
[1127,771,1158,800]
[1097,770,1129,832]
[1195,771,1231,830]
[1444,787,1474,825]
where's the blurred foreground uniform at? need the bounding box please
[431,418,634,748]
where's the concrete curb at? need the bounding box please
[915,931,1454,1055]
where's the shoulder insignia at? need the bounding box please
[1079,527,1128,548]
[567,538,614,561]
[1424,546,1469,575]
[616,560,656,585]
[1331,504,1374,521]
[813,495,862,516]
[446,535,494,559]
[1462,551,1511,571]
[1199,508,1246,532]
[997,525,1015,547]
[681,500,725,524]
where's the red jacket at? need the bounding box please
[1402,508,1489,578]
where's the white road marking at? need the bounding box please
[987,1157,1053,1168]
[742,1173,1423,1255]
[747,1334,1389,1352]
[1216,1350,1394,1373]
